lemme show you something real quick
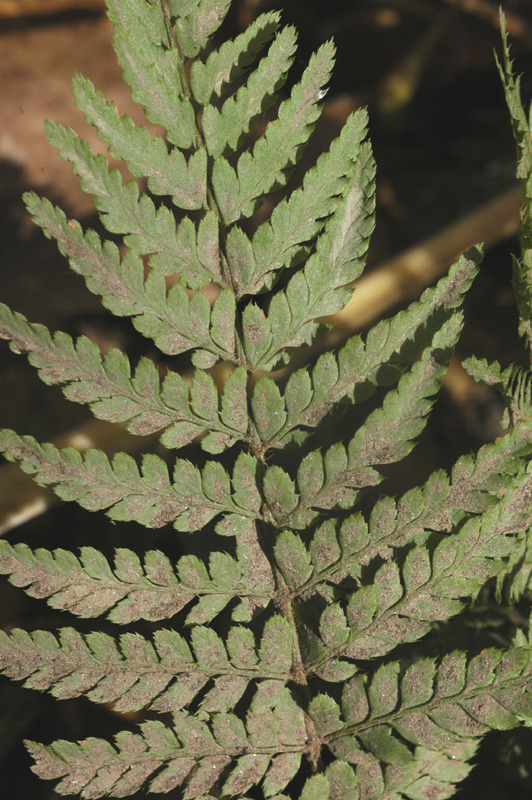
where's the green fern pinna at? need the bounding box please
[1,1,532,797]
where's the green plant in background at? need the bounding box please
[1,1,532,797]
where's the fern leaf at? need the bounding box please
[320,647,532,776]
[237,37,338,209]
[396,417,532,535]
[23,195,230,355]
[72,75,207,210]
[231,105,366,296]
[0,619,293,712]
[497,14,532,188]
[304,733,476,800]
[0,432,261,531]
[302,741,477,800]
[274,417,532,598]
[33,130,223,289]
[167,366,248,452]
[27,686,306,798]
[0,541,272,624]
[497,15,532,359]
[241,141,375,370]
[106,0,199,148]
[506,527,532,602]
[0,304,245,447]
[309,482,532,665]
[262,465,299,526]
[276,735,476,800]
[190,11,281,105]
[264,247,481,449]
[202,25,298,159]
[213,40,337,228]
[26,644,532,798]
[172,0,232,60]
[345,313,462,483]
[275,314,462,527]
[467,360,532,598]
[464,355,532,428]
[3,4,531,799]
[462,354,506,388]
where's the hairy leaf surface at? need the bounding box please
[0,432,261,531]
[0,620,294,712]
[0,304,245,446]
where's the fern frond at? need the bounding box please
[462,354,506,388]
[273,417,532,604]
[0,304,246,447]
[294,314,464,518]
[348,313,461,474]
[319,646,532,771]
[216,39,337,230]
[303,466,532,669]
[322,501,527,663]
[293,747,475,800]
[231,105,367,295]
[259,247,481,450]
[3,3,531,798]
[497,14,532,359]
[0,618,294,712]
[497,363,532,423]
[464,355,532,428]
[240,141,375,371]
[27,685,306,798]
[0,432,261,531]
[0,541,273,623]
[71,75,207,210]
[39,128,222,288]
[106,0,199,148]
[25,645,532,798]
[172,0,232,60]
[243,36,335,181]
[469,360,532,600]
[202,25,298,159]
[265,314,462,530]
[190,11,281,105]
[24,195,230,354]
[497,14,532,189]
[265,349,532,674]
